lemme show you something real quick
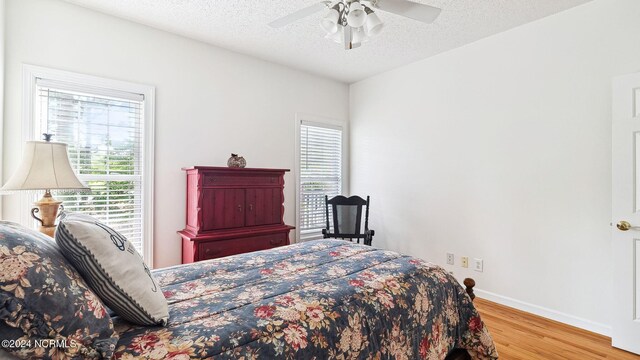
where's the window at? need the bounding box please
[298,120,344,241]
[24,66,155,265]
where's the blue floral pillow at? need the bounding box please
[0,222,118,359]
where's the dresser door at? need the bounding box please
[201,189,245,230]
[246,188,283,226]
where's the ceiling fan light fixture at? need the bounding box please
[320,4,341,34]
[326,23,345,44]
[364,6,384,36]
[346,1,366,28]
[270,0,442,50]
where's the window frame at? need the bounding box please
[294,113,348,242]
[21,64,156,267]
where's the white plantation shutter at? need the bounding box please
[299,122,343,240]
[35,79,146,254]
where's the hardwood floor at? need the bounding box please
[474,298,640,359]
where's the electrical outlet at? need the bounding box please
[461,256,469,268]
[446,253,454,265]
[474,258,483,272]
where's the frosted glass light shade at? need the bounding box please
[365,11,384,36]
[321,8,340,34]
[347,1,366,28]
[1,141,88,192]
[326,24,345,44]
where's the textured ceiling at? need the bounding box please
[62,0,592,83]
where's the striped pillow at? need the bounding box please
[55,213,168,326]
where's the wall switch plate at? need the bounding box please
[461,256,469,268]
[446,253,454,265]
[474,258,483,272]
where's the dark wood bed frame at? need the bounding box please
[444,278,476,360]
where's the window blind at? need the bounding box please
[299,122,343,241]
[35,80,146,254]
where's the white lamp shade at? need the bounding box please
[1,141,88,192]
[347,1,366,28]
[321,8,340,34]
[326,24,345,44]
[365,11,384,36]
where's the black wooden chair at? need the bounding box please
[322,195,374,245]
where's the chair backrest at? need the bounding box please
[324,195,370,239]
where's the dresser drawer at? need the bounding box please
[198,233,287,260]
[203,173,280,187]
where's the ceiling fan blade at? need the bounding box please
[269,2,330,28]
[372,0,442,24]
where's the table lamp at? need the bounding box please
[1,134,89,237]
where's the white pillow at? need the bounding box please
[55,212,168,326]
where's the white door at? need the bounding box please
[612,72,640,354]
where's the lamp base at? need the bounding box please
[31,190,63,238]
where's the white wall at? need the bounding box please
[3,0,349,268]
[350,0,640,334]
[0,0,4,219]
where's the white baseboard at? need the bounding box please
[474,288,612,337]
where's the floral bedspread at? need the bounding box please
[113,240,498,359]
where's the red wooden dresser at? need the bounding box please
[178,167,295,263]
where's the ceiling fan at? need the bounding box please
[269,0,442,50]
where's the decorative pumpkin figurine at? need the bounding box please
[227,153,246,168]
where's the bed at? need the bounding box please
[112,240,498,359]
